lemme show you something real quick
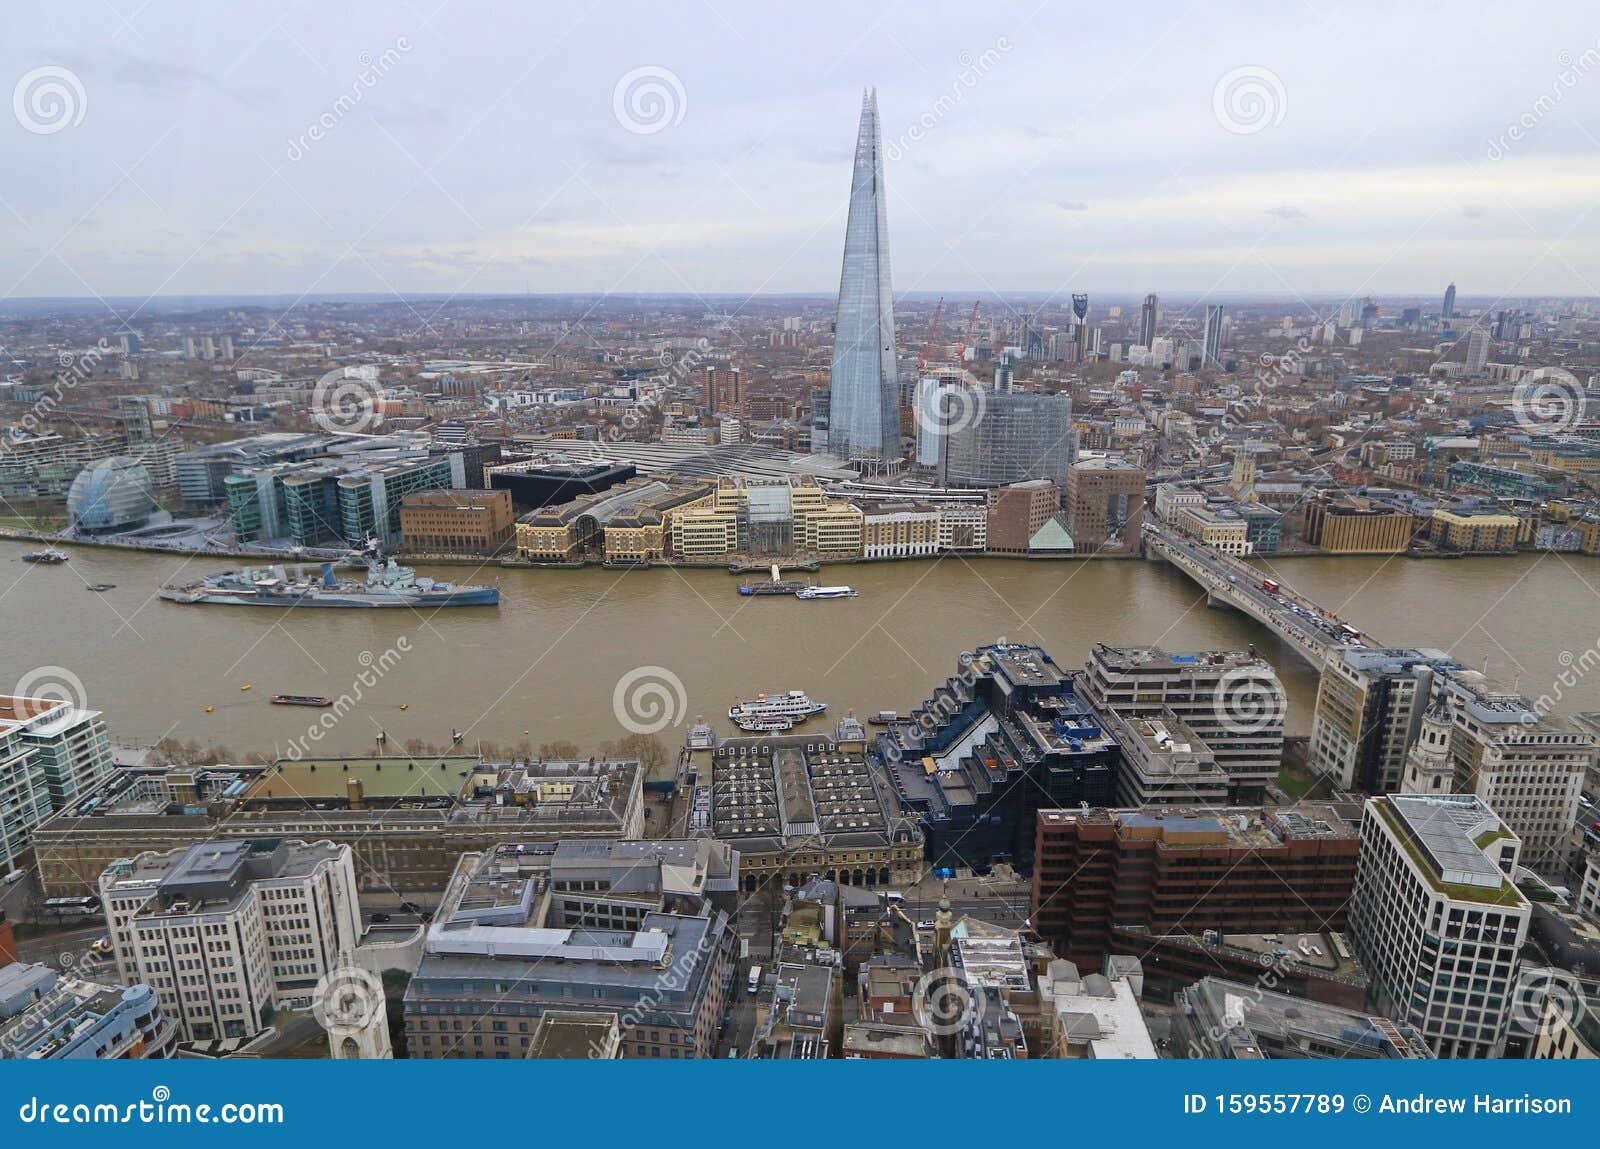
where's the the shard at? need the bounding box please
[826,89,898,464]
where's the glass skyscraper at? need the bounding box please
[826,89,898,464]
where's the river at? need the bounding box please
[3,539,1597,758]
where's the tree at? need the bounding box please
[538,740,581,760]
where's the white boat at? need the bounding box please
[732,714,796,733]
[728,690,827,730]
[795,585,856,600]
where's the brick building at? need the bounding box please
[1031,804,1360,967]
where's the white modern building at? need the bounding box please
[99,838,361,1043]
[0,693,114,871]
[1082,644,1286,802]
[1347,794,1530,1058]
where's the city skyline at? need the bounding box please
[2,4,1600,301]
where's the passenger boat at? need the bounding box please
[86,583,116,592]
[795,584,856,599]
[21,548,68,564]
[728,690,827,731]
[270,694,334,707]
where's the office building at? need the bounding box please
[941,391,1075,492]
[1203,304,1224,366]
[1033,803,1359,968]
[1442,282,1456,319]
[0,961,178,1059]
[1064,457,1145,551]
[1307,647,1455,793]
[827,90,899,464]
[1037,958,1158,1059]
[403,843,737,1059]
[99,838,362,1042]
[34,756,646,899]
[1302,495,1416,553]
[1173,976,1432,1059]
[878,643,1119,871]
[1440,680,1593,874]
[1466,327,1491,374]
[1082,644,1285,802]
[0,693,114,871]
[985,479,1059,554]
[485,457,637,510]
[1104,710,1231,807]
[1138,294,1158,348]
[1347,794,1530,1058]
[399,488,516,556]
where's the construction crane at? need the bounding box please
[918,296,945,372]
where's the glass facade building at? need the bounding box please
[826,90,898,464]
[941,390,1076,491]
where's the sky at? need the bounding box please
[3,1,1600,304]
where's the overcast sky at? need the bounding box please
[4,1,1600,304]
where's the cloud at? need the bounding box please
[1264,204,1309,221]
[1055,199,1088,212]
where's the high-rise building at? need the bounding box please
[1347,794,1530,1058]
[1442,282,1456,319]
[0,694,114,871]
[827,90,898,464]
[1466,327,1491,373]
[1138,294,1158,348]
[940,391,1075,492]
[1064,456,1146,551]
[1081,645,1285,802]
[1306,647,1454,794]
[1203,304,1225,366]
[1032,804,1359,968]
[1072,294,1090,360]
[99,838,362,1043]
